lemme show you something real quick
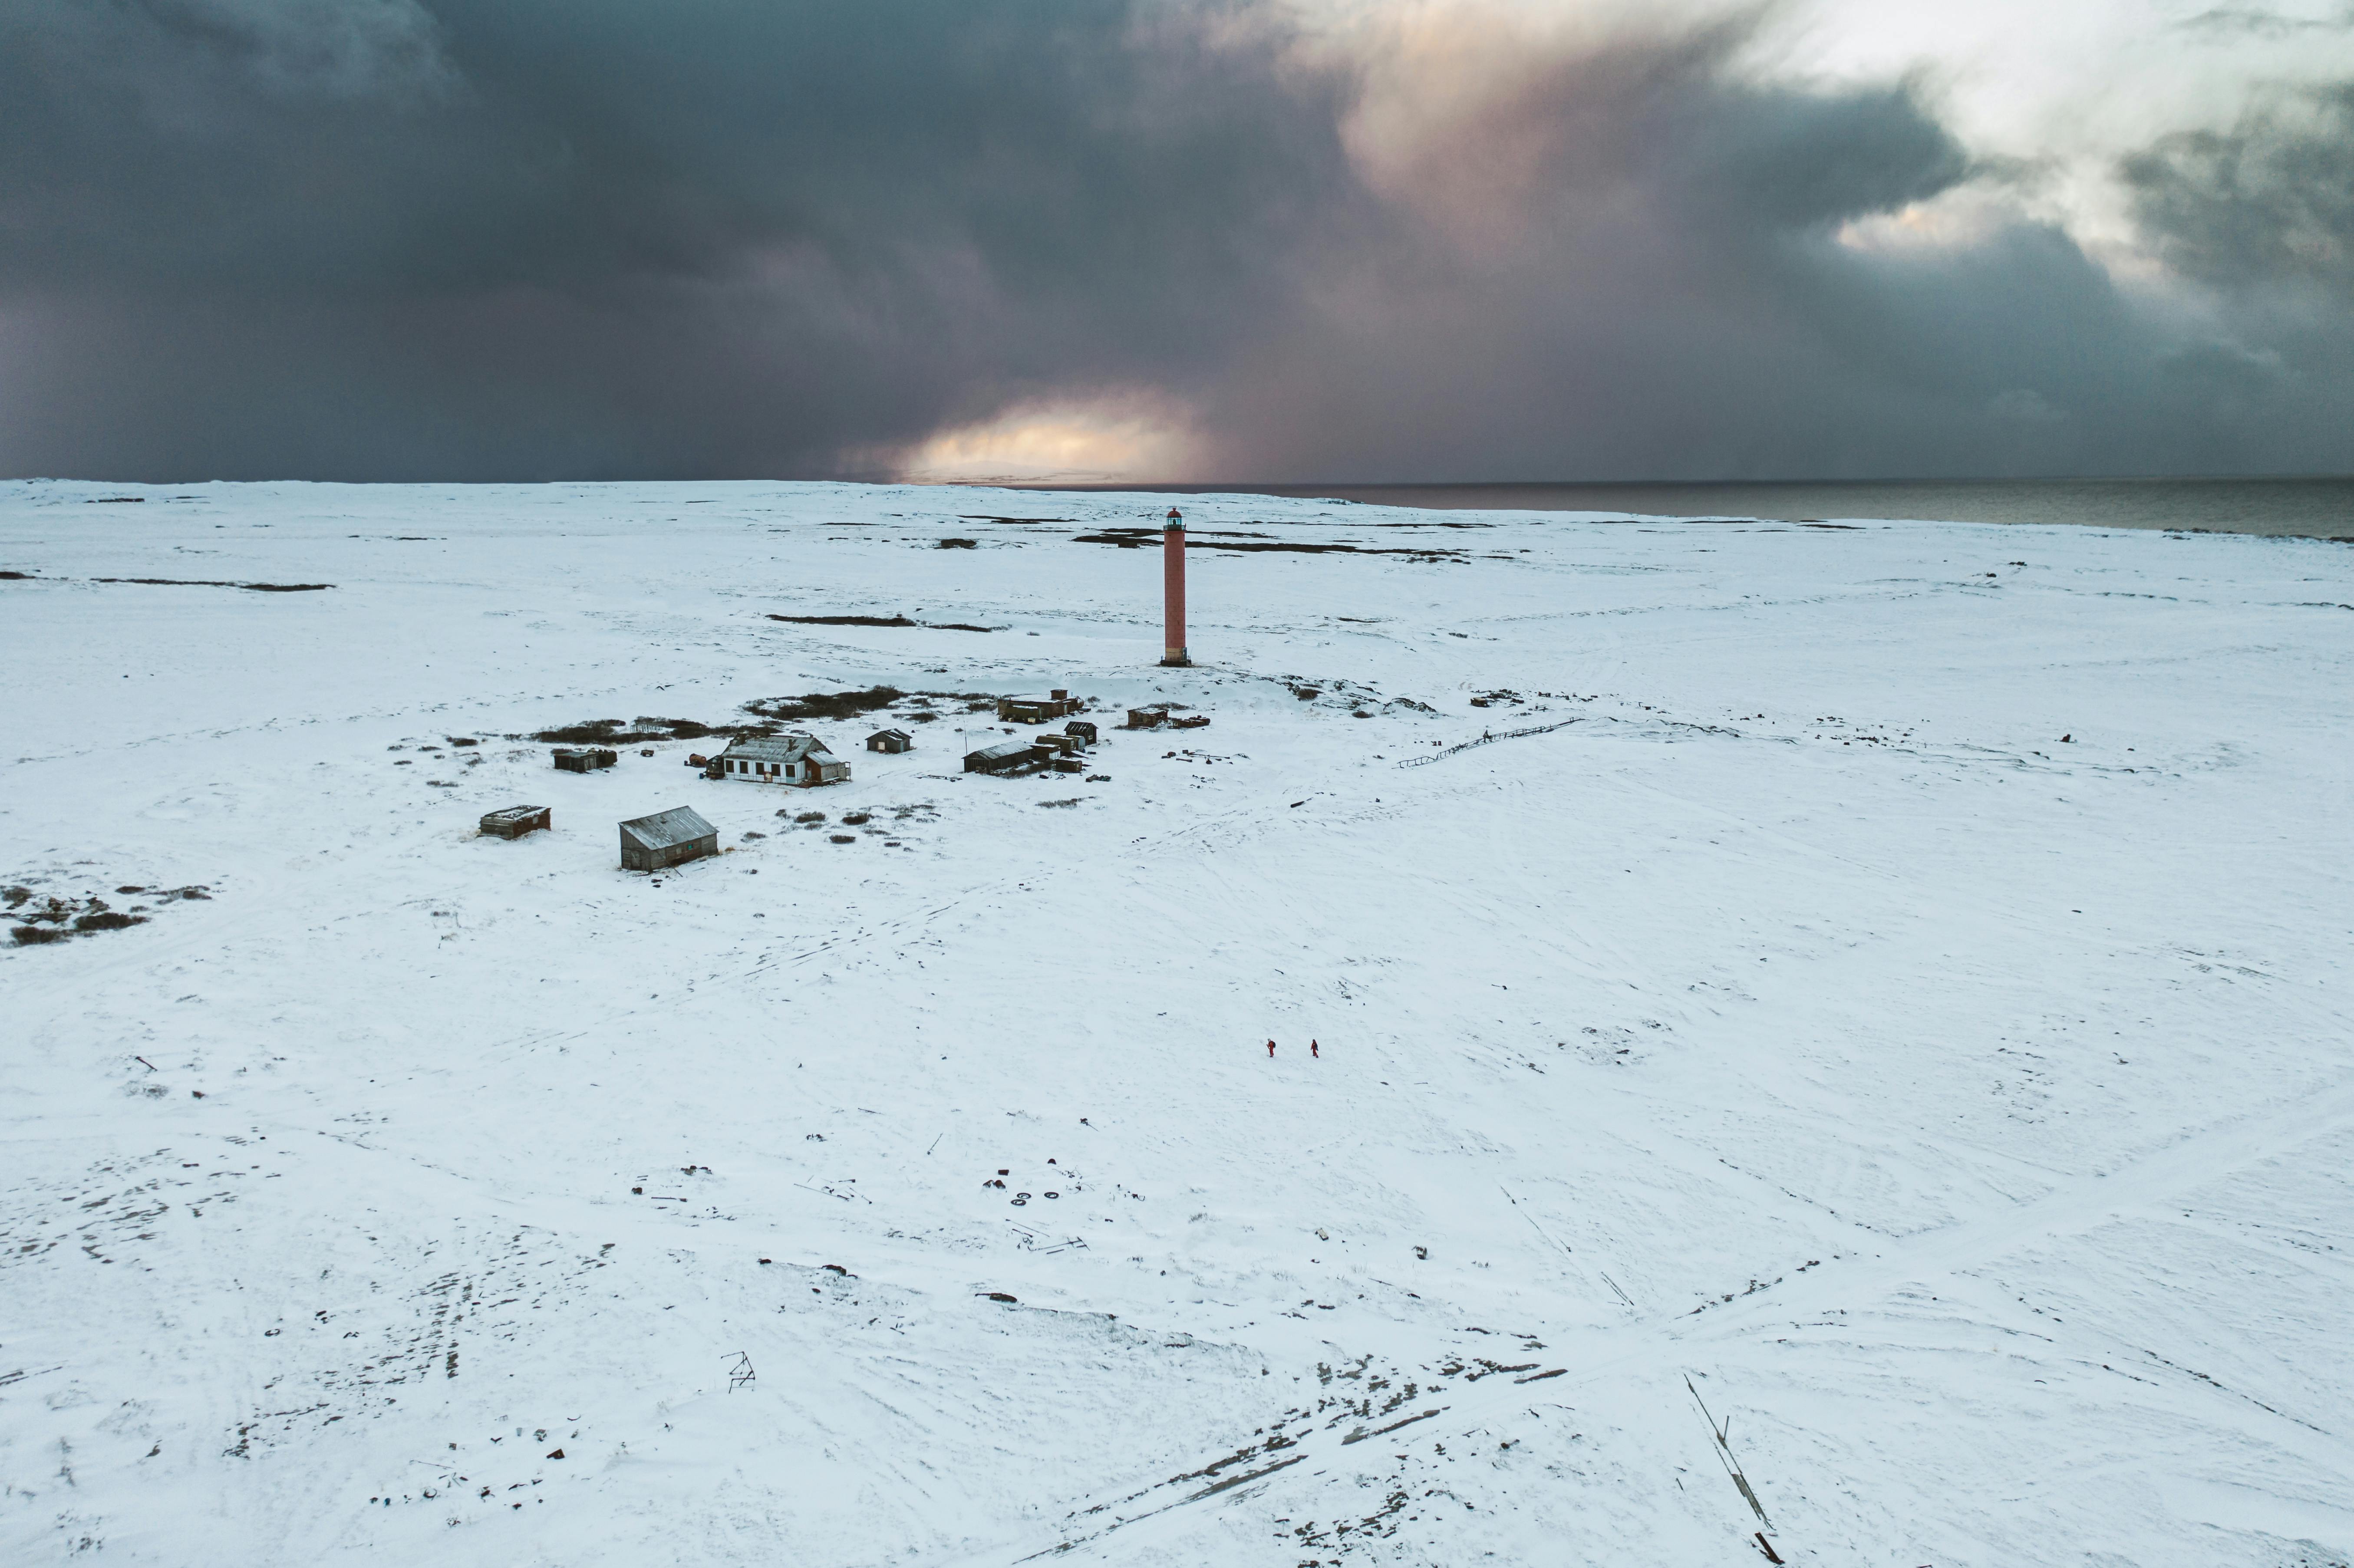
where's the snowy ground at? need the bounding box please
[3,478,2351,1568]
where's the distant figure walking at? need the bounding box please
[1266,1039,1277,1058]
[1311,1039,1320,1058]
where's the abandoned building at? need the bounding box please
[619,806,718,871]
[964,739,1042,774]
[866,728,913,754]
[1064,720,1098,746]
[713,733,850,787]
[1124,708,1164,729]
[479,804,551,839]
[554,746,618,771]
[998,690,1080,725]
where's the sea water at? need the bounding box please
[1026,475,2354,538]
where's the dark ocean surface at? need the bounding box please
[1016,476,2354,538]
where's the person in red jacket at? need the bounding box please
[1266,1039,1276,1057]
[1311,1039,1320,1058]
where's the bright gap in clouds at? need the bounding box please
[886,395,1203,484]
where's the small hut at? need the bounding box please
[1064,720,1098,747]
[619,806,718,871]
[554,746,617,771]
[714,733,850,787]
[866,728,913,754]
[1124,708,1164,730]
[479,804,551,840]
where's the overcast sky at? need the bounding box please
[2,0,2349,482]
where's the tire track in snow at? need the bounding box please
[938,1074,2354,1566]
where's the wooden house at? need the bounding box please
[715,733,850,787]
[554,746,617,771]
[866,728,913,754]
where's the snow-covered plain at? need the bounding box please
[3,479,2351,1568]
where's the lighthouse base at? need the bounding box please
[1160,650,1191,666]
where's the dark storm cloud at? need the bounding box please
[1177,23,2350,481]
[0,0,1368,478]
[2176,6,2354,40]
[2122,82,2354,293]
[0,0,2349,481]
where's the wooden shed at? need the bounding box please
[964,740,1042,774]
[1064,720,1098,747]
[866,728,913,753]
[554,747,617,772]
[479,804,551,839]
[620,806,718,871]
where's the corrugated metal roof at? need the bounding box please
[620,805,716,850]
[722,734,836,764]
[868,728,911,741]
[966,740,1036,764]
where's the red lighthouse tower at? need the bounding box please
[1161,506,1189,666]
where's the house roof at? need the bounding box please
[966,740,1037,764]
[722,733,836,764]
[868,728,911,741]
[619,805,715,850]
